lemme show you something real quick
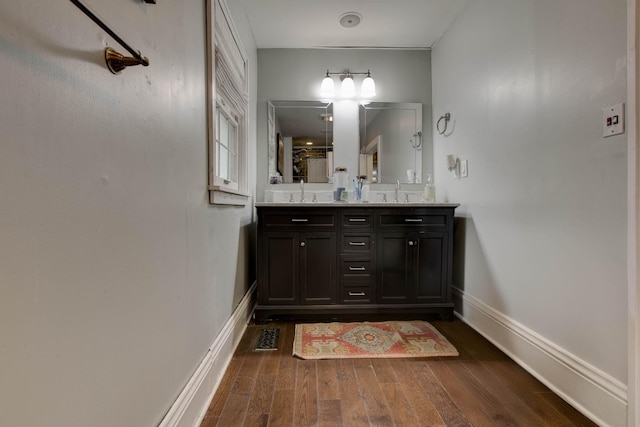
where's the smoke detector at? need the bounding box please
[339,12,362,28]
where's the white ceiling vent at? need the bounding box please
[339,12,362,28]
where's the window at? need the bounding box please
[207,0,249,205]
[215,100,238,189]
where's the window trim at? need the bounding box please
[206,0,249,206]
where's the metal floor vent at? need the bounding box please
[255,328,280,351]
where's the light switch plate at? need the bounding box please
[603,103,625,138]
[460,160,468,178]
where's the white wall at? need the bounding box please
[0,0,257,426]
[432,0,628,424]
[257,49,433,199]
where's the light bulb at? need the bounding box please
[320,75,335,99]
[361,75,376,99]
[340,76,356,98]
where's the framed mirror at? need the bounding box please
[268,101,333,183]
[359,102,423,184]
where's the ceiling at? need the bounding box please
[241,0,468,49]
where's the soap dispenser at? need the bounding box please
[424,174,436,203]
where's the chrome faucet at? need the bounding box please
[300,179,305,203]
[394,180,400,203]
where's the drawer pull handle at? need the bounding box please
[300,242,306,247]
[291,218,309,223]
[348,266,366,271]
[349,218,367,222]
[348,242,366,246]
[349,292,366,296]
[405,218,423,223]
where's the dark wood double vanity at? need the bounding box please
[255,203,458,322]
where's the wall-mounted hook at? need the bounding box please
[105,48,149,74]
[70,0,150,74]
[437,112,451,135]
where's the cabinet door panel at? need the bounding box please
[377,233,411,303]
[300,232,336,304]
[414,232,447,303]
[261,232,298,304]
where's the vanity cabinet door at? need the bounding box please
[414,231,448,303]
[377,232,412,303]
[300,232,337,305]
[260,231,299,305]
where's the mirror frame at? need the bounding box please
[359,102,423,184]
[267,100,333,183]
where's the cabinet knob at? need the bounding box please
[300,241,306,247]
[408,241,415,246]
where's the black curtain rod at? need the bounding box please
[69,0,148,65]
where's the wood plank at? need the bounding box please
[216,392,250,427]
[246,373,275,415]
[353,359,395,426]
[462,359,549,427]
[293,360,318,426]
[335,358,356,381]
[275,324,297,391]
[268,389,295,427]
[316,359,340,400]
[318,399,343,427]
[444,359,518,426]
[370,358,397,384]
[409,360,472,426]
[537,392,598,426]
[338,380,370,427]
[429,360,496,426]
[392,360,446,427]
[242,413,268,427]
[379,382,423,426]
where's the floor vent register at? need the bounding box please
[255,328,280,351]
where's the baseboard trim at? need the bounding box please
[453,287,627,427]
[158,282,257,427]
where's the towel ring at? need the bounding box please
[437,113,451,135]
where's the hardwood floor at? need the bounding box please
[200,319,597,427]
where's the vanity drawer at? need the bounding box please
[263,211,336,228]
[342,212,374,229]
[341,234,373,252]
[377,210,449,229]
[341,285,374,303]
[341,257,373,279]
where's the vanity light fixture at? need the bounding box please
[319,69,376,101]
[446,154,460,178]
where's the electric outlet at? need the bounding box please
[603,103,625,138]
[460,160,468,178]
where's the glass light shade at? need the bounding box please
[360,76,376,98]
[340,76,356,98]
[320,76,335,99]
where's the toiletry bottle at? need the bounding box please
[333,167,348,201]
[424,174,436,203]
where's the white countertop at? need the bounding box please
[255,202,460,207]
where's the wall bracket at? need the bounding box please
[70,0,150,74]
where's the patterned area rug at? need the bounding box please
[292,320,458,360]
